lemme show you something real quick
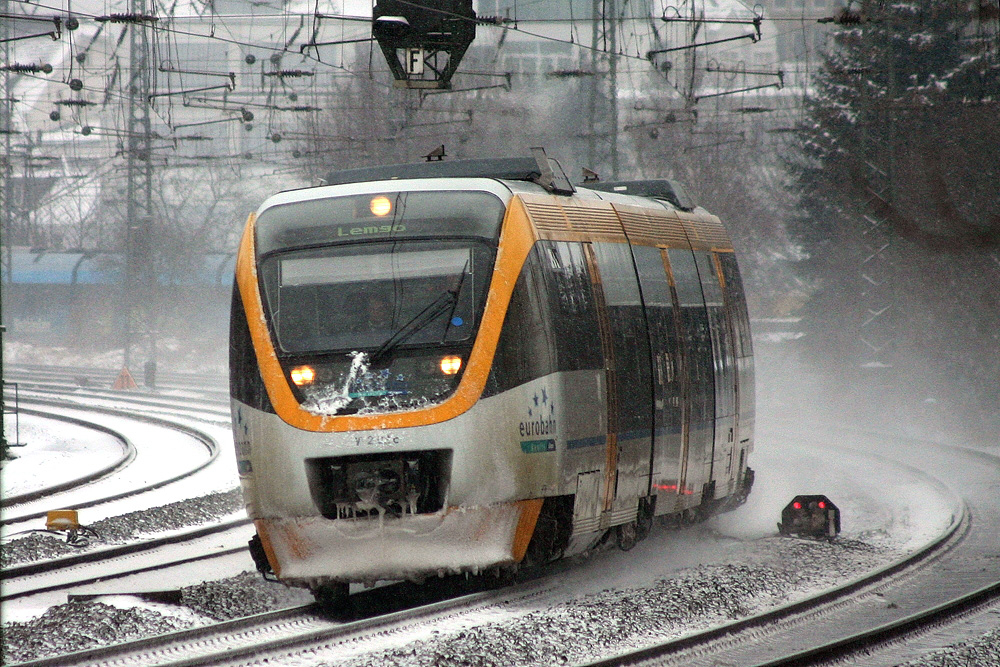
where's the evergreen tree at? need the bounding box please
[787,0,1000,434]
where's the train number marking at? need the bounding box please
[354,434,400,447]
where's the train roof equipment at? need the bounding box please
[325,148,576,194]
[323,151,698,213]
[778,495,841,540]
[586,179,697,211]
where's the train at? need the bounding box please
[229,151,755,605]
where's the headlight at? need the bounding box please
[290,365,316,385]
[439,355,462,375]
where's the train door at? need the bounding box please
[586,242,654,528]
[716,252,755,481]
[632,245,686,514]
[666,248,714,505]
[693,251,737,499]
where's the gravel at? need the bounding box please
[896,626,1000,667]
[1,601,191,664]
[308,536,903,667]
[4,515,988,667]
[179,571,313,621]
[0,488,245,569]
[0,571,311,663]
[0,530,909,665]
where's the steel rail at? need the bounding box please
[7,377,230,409]
[7,376,990,667]
[573,499,968,667]
[5,363,225,388]
[0,516,251,597]
[572,433,1000,667]
[747,578,1000,666]
[1,524,252,601]
[7,489,967,666]
[13,383,231,422]
[0,408,136,507]
[0,399,219,526]
[10,577,556,667]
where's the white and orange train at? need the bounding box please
[229,153,755,605]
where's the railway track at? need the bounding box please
[6,491,971,667]
[0,409,136,509]
[10,577,555,667]
[2,367,249,624]
[6,439,975,667]
[4,363,227,396]
[5,367,998,667]
[1,517,252,602]
[571,432,1000,667]
[1,400,220,529]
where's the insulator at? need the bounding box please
[1,63,53,74]
[94,13,159,23]
[265,70,314,78]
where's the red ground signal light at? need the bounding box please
[778,494,841,540]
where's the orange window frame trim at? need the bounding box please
[234,195,538,433]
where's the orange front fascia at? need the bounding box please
[253,519,283,578]
[235,195,538,432]
[511,499,544,562]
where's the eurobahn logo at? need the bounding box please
[519,387,556,453]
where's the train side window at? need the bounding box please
[592,241,653,437]
[633,245,677,385]
[632,245,671,307]
[591,242,643,307]
[717,252,753,358]
[668,248,704,309]
[229,285,275,413]
[667,247,714,426]
[693,251,724,307]
[540,241,603,371]
[485,245,557,395]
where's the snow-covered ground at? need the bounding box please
[1,342,991,665]
[2,413,127,498]
[0,395,962,664]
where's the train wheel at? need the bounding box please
[313,582,350,613]
[616,521,639,551]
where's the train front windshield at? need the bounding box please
[254,190,506,414]
[264,241,487,354]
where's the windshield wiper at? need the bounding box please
[441,258,470,342]
[369,289,458,364]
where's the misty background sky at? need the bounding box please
[2,0,998,445]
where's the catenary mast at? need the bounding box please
[122,0,156,372]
